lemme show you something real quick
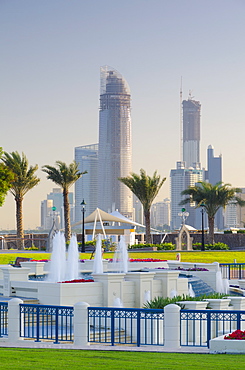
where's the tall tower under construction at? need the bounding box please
[98,66,133,218]
[182,95,201,168]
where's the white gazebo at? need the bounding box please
[72,208,144,240]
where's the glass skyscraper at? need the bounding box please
[74,144,98,222]
[98,66,132,218]
[183,96,201,168]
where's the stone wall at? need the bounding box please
[152,233,245,250]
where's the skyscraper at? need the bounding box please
[205,145,223,229]
[98,66,133,218]
[74,144,98,222]
[170,161,203,229]
[183,95,201,168]
[206,145,222,185]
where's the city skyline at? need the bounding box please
[1,1,245,229]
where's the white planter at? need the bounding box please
[210,335,245,354]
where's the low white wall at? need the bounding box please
[210,335,245,354]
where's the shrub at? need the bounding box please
[24,244,39,251]
[143,292,228,309]
[193,242,229,250]
[157,243,175,250]
[129,243,175,250]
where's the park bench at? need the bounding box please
[9,257,31,267]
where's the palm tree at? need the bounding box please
[2,151,40,249]
[42,161,87,242]
[180,181,245,244]
[119,169,166,243]
[0,148,14,207]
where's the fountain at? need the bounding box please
[223,278,230,294]
[65,234,79,281]
[144,290,151,304]
[188,283,195,297]
[170,289,178,298]
[216,270,225,293]
[113,297,123,307]
[47,232,79,282]
[92,234,103,274]
[47,231,66,282]
[112,235,128,273]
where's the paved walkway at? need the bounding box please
[0,339,209,353]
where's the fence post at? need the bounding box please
[164,304,180,349]
[74,302,90,347]
[8,298,23,343]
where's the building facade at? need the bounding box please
[40,188,73,230]
[183,96,201,168]
[151,198,171,230]
[98,66,133,218]
[74,144,98,223]
[205,145,223,229]
[170,161,203,230]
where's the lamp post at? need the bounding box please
[201,203,205,252]
[81,199,86,253]
[178,208,189,226]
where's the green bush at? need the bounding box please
[129,243,175,250]
[24,244,39,251]
[157,243,175,250]
[193,242,229,250]
[237,230,245,233]
[143,292,228,309]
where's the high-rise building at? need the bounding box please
[74,144,98,222]
[205,145,223,229]
[170,161,203,230]
[224,188,245,229]
[183,95,201,168]
[151,198,171,229]
[98,66,133,218]
[133,195,144,226]
[206,145,222,185]
[236,188,245,228]
[40,188,73,230]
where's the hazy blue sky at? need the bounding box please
[1,0,245,229]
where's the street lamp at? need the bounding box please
[201,203,205,252]
[81,199,86,253]
[178,208,189,226]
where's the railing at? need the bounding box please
[220,263,245,280]
[20,304,74,343]
[0,302,8,337]
[180,309,245,348]
[88,307,164,347]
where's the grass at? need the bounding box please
[0,250,245,265]
[0,349,244,369]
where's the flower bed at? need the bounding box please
[225,329,245,340]
[106,258,167,263]
[175,266,209,272]
[59,278,94,283]
[31,259,49,262]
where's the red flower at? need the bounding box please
[224,330,245,340]
[59,278,94,283]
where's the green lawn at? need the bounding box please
[0,250,245,265]
[0,349,244,370]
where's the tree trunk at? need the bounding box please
[63,188,71,242]
[208,216,215,245]
[144,209,152,244]
[16,197,24,250]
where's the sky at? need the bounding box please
[0,0,245,230]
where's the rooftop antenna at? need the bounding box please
[180,76,183,161]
